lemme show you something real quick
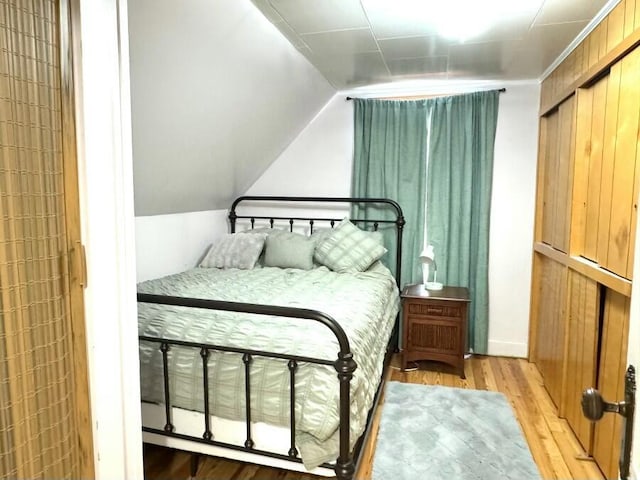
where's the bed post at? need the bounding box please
[335,352,357,480]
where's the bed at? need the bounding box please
[137,196,405,480]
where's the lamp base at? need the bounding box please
[425,281,443,291]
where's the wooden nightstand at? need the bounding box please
[401,284,470,378]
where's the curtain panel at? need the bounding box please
[351,98,429,287]
[426,91,499,354]
[351,91,499,355]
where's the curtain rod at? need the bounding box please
[345,88,506,101]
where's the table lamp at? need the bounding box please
[419,245,443,290]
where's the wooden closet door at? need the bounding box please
[572,46,640,279]
[561,271,599,452]
[534,256,567,407]
[592,290,630,480]
[0,1,93,478]
[541,96,575,253]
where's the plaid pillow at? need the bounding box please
[200,233,267,269]
[314,218,387,272]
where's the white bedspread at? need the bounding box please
[137,264,399,468]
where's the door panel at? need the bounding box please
[535,256,568,406]
[606,47,640,278]
[562,271,599,451]
[592,290,630,479]
[541,97,575,252]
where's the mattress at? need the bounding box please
[137,263,399,468]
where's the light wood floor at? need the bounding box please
[143,355,605,480]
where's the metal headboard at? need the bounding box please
[228,196,405,289]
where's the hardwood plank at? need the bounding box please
[555,97,576,252]
[584,76,608,261]
[597,62,621,266]
[571,87,594,256]
[562,272,598,452]
[542,111,560,245]
[606,46,640,277]
[589,27,601,69]
[600,20,610,59]
[624,0,636,38]
[528,254,542,361]
[626,137,640,278]
[535,116,549,243]
[515,360,602,480]
[607,2,625,51]
[493,357,564,479]
[540,23,640,116]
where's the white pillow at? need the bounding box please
[200,233,267,269]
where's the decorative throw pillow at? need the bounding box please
[264,231,315,270]
[200,233,267,269]
[314,218,387,272]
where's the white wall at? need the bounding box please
[487,83,540,357]
[247,94,353,197]
[135,210,228,282]
[247,81,541,357]
[128,0,335,216]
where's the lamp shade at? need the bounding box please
[419,245,443,290]
[419,245,436,265]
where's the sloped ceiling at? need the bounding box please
[128,0,335,216]
[250,0,613,87]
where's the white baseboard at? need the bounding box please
[487,340,528,358]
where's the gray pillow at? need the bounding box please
[314,218,387,272]
[200,233,267,269]
[264,231,315,270]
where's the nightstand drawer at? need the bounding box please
[408,317,461,354]
[407,302,462,318]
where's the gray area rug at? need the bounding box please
[372,382,540,480]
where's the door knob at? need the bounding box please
[581,387,629,421]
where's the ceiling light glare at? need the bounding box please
[362,0,544,42]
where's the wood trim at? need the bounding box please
[533,242,632,296]
[527,253,542,361]
[533,116,548,243]
[541,27,640,116]
[59,0,95,477]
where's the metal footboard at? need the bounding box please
[138,293,358,480]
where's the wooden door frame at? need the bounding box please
[59,0,94,477]
[67,0,144,477]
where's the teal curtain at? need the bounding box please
[426,91,499,354]
[351,99,429,287]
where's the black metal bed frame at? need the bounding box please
[138,196,405,480]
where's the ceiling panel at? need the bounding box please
[360,0,439,39]
[534,0,605,25]
[448,41,516,78]
[378,36,450,59]
[251,0,615,89]
[268,0,369,33]
[519,20,591,68]
[386,56,449,76]
[301,28,379,56]
[310,51,391,87]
